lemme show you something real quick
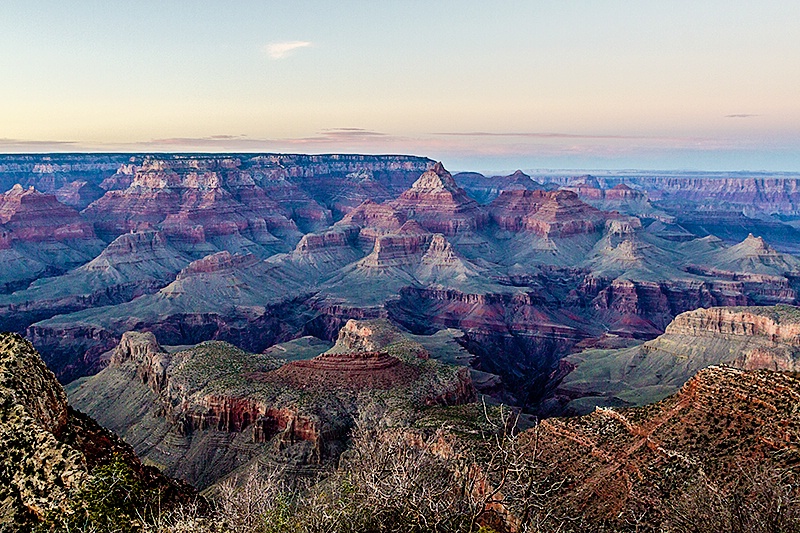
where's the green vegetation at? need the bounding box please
[37,456,168,533]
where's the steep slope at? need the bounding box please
[26,251,312,381]
[0,333,191,529]
[0,231,190,332]
[514,365,800,530]
[693,233,800,275]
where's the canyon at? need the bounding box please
[2,153,800,530]
[2,154,800,410]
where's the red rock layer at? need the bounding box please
[258,352,421,391]
[390,162,488,235]
[0,184,96,242]
[488,189,607,237]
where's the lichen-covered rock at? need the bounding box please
[0,332,193,530]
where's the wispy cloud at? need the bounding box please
[434,131,649,140]
[318,128,389,138]
[0,138,78,152]
[265,40,312,59]
[140,129,400,150]
[725,114,759,119]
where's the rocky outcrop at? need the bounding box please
[518,366,800,530]
[665,305,800,345]
[549,304,800,416]
[70,320,475,488]
[0,333,191,528]
[488,190,608,237]
[0,184,96,242]
[390,162,488,235]
[109,331,171,393]
[589,277,749,334]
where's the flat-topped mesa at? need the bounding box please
[666,305,800,344]
[0,184,96,242]
[391,162,488,235]
[267,351,419,391]
[488,189,608,237]
[177,251,261,277]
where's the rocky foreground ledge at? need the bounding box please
[0,332,193,530]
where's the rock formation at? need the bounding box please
[511,365,800,530]
[68,320,475,488]
[488,189,609,237]
[0,230,189,334]
[0,184,96,243]
[390,162,488,235]
[549,304,800,415]
[0,332,191,529]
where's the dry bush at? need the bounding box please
[664,463,800,533]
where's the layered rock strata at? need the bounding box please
[68,321,475,488]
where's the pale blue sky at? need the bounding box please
[1,1,799,171]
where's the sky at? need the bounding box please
[1,1,799,172]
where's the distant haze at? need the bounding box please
[1,1,798,171]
